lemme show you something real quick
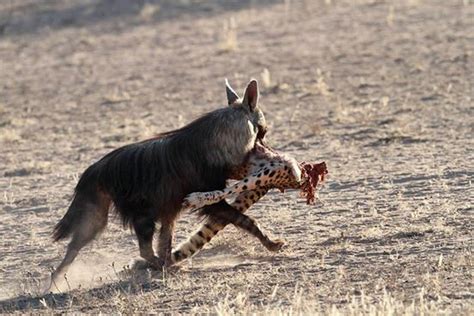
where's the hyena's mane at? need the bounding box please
[73,106,254,228]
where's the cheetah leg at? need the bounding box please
[172,188,270,263]
[182,164,285,211]
[211,202,285,252]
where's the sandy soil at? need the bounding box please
[0,0,472,313]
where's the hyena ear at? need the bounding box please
[242,79,259,111]
[225,79,240,105]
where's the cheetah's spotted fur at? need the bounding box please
[172,142,321,264]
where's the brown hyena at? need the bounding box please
[50,79,267,289]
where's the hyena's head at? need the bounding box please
[226,79,267,139]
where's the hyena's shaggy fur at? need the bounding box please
[171,141,303,263]
[50,80,266,287]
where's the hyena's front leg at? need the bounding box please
[172,188,271,264]
[133,216,164,269]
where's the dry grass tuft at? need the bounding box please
[102,89,131,105]
[139,3,160,21]
[3,160,52,177]
[387,5,395,26]
[0,128,22,143]
[195,287,444,315]
[261,68,272,89]
[219,17,238,53]
[311,68,331,96]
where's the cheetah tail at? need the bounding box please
[171,220,226,264]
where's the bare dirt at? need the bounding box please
[0,0,472,314]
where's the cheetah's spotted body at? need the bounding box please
[183,143,302,211]
[171,142,327,264]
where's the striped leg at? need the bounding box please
[213,203,284,252]
[172,188,269,263]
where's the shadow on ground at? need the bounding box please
[0,0,279,38]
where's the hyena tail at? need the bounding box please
[171,220,225,264]
[52,194,84,241]
[52,190,111,241]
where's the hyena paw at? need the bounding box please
[148,256,165,270]
[266,239,285,252]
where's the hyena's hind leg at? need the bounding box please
[172,188,272,264]
[157,217,176,267]
[49,192,110,291]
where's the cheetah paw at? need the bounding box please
[182,192,206,210]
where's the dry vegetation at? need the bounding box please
[0,0,473,314]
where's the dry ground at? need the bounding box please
[0,0,473,314]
